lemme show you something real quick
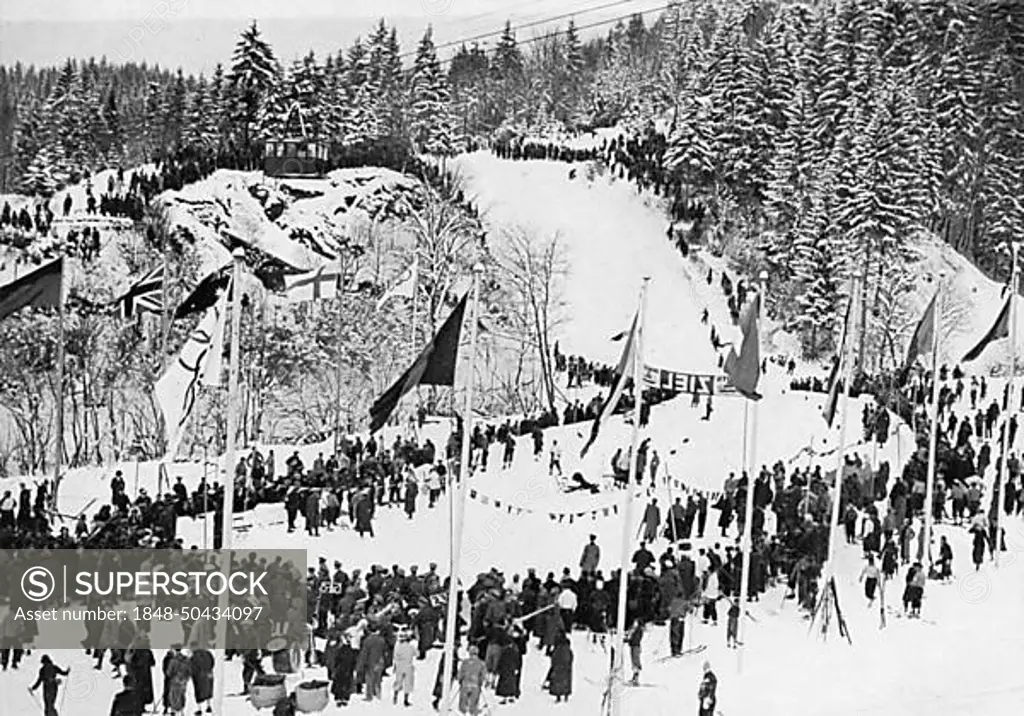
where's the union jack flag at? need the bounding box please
[117,264,165,319]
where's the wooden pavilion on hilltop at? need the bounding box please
[263,102,328,179]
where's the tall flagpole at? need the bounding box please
[996,245,1018,568]
[52,258,66,509]
[333,257,346,457]
[922,275,943,570]
[824,271,860,585]
[412,254,422,419]
[609,277,649,716]
[439,263,482,716]
[214,247,245,710]
[737,269,767,672]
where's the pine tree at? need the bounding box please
[492,21,525,122]
[369,20,404,138]
[20,143,69,197]
[409,27,458,156]
[791,188,842,356]
[164,69,188,152]
[144,80,166,160]
[347,39,381,144]
[229,20,279,160]
[103,87,123,160]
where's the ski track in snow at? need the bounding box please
[3,153,1024,714]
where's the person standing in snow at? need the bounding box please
[557,585,578,633]
[643,499,661,542]
[550,440,563,477]
[580,534,601,575]
[502,433,516,469]
[428,464,443,508]
[109,675,141,716]
[189,644,215,714]
[495,634,523,704]
[702,567,720,626]
[359,625,387,701]
[391,630,416,707]
[457,645,486,715]
[938,536,954,582]
[546,636,573,703]
[698,661,717,716]
[403,472,418,519]
[627,620,644,686]
[726,598,740,649]
[163,646,191,716]
[859,555,881,605]
[972,522,987,570]
[30,655,69,716]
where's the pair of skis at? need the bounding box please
[655,643,708,662]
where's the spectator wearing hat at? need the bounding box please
[579,535,600,574]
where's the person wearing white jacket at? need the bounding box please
[392,632,417,706]
[701,568,720,626]
[557,587,578,633]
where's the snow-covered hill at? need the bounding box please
[158,167,425,277]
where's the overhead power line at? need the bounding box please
[431,0,675,70]
[398,0,644,60]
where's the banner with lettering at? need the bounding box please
[642,365,735,395]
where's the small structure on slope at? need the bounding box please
[263,102,328,179]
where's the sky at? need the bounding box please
[0,0,668,73]
[0,0,525,23]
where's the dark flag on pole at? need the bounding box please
[580,312,638,458]
[0,257,63,322]
[963,296,1011,362]
[896,291,938,387]
[369,292,469,433]
[823,297,854,427]
[724,294,762,400]
[174,265,231,319]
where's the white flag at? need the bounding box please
[283,262,341,302]
[201,280,230,387]
[155,298,226,458]
[376,257,418,310]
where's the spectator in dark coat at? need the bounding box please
[304,490,321,536]
[189,646,215,713]
[109,676,142,716]
[546,636,573,702]
[355,490,375,538]
[495,640,522,704]
[404,478,418,519]
[127,640,155,710]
